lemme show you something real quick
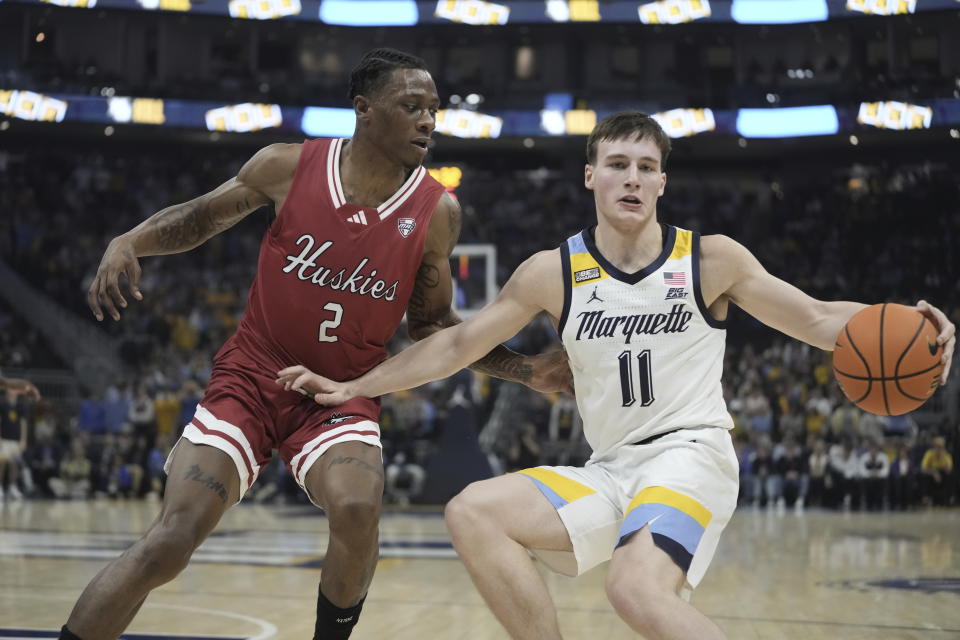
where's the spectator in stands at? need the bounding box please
[828,399,861,443]
[734,437,755,505]
[143,434,170,500]
[383,390,425,464]
[882,413,917,439]
[250,457,301,505]
[24,427,62,498]
[889,444,915,510]
[51,436,92,499]
[727,388,746,432]
[910,430,932,471]
[117,434,147,497]
[776,382,805,442]
[546,395,585,467]
[103,382,132,435]
[77,392,106,435]
[805,387,833,439]
[506,422,542,472]
[91,433,119,497]
[920,436,954,506]
[385,451,426,506]
[807,439,830,507]
[749,442,778,508]
[776,438,808,509]
[744,385,773,435]
[108,450,134,498]
[128,383,156,443]
[153,385,181,440]
[420,390,440,440]
[828,440,859,509]
[177,380,201,433]
[0,387,29,501]
[858,412,886,446]
[858,442,889,511]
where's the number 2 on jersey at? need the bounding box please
[318,302,343,342]
[618,349,654,407]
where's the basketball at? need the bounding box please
[833,303,944,416]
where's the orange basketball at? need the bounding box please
[833,303,944,416]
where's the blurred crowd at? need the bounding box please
[0,145,957,508]
[0,299,60,370]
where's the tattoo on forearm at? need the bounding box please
[184,464,229,504]
[328,456,384,478]
[407,263,441,322]
[470,346,533,383]
[154,201,209,250]
[153,198,247,251]
[235,196,251,215]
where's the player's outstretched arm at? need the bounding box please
[0,377,41,400]
[86,143,299,321]
[703,234,865,350]
[277,251,557,404]
[705,234,955,381]
[406,193,572,394]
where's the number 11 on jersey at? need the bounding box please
[318,302,343,342]
[618,349,654,407]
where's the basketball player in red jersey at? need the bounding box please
[64,49,572,640]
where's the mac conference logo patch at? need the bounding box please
[397,217,416,238]
[574,267,600,283]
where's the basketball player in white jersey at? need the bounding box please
[276,112,956,639]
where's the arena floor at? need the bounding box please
[1,500,958,639]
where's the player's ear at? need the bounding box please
[658,170,667,196]
[584,164,595,190]
[354,95,371,121]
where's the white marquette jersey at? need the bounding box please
[558,225,733,462]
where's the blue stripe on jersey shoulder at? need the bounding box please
[567,232,588,255]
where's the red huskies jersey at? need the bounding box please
[229,137,445,381]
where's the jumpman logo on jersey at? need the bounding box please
[587,287,604,304]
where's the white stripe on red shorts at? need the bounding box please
[181,404,262,496]
[290,419,382,489]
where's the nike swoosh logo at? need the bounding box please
[928,340,939,357]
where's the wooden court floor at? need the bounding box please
[1,500,958,639]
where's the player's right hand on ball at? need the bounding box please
[87,236,143,322]
[276,365,354,406]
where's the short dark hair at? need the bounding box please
[349,48,429,100]
[586,111,672,169]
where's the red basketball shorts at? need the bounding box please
[164,343,382,505]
